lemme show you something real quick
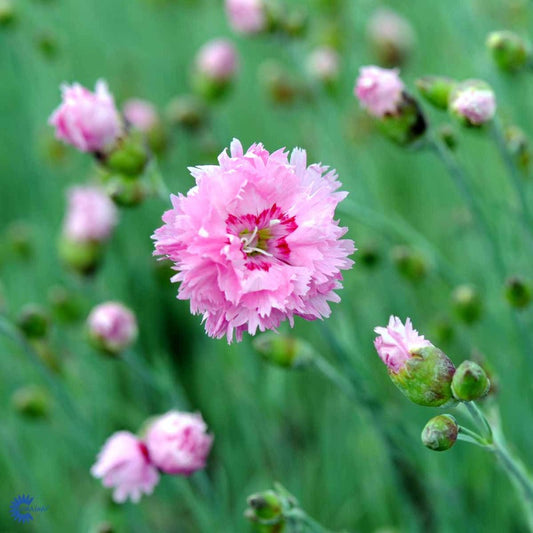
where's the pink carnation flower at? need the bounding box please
[145,411,213,475]
[49,80,121,153]
[63,186,118,243]
[123,99,159,132]
[307,46,340,82]
[451,87,496,125]
[196,39,239,82]
[355,66,405,118]
[87,302,138,354]
[91,431,159,503]
[153,139,355,343]
[374,316,432,373]
[225,0,266,35]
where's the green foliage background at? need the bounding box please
[1,0,532,531]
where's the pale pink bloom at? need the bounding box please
[374,316,432,373]
[123,99,159,132]
[196,39,238,82]
[88,302,138,354]
[451,87,496,125]
[307,47,340,82]
[49,80,121,152]
[153,139,355,343]
[91,431,159,503]
[225,0,266,35]
[355,66,405,117]
[146,411,213,475]
[63,186,118,243]
[367,8,415,53]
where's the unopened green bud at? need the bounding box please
[253,333,313,368]
[437,124,457,150]
[17,304,50,339]
[104,175,149,207]
[452,284,483,324]
[358,242,381,268]
[421,414,458,451]
[416,76,457,110]
[36,32,59,60]
[59,237,103,275]
[431,316,455,345]
[259,61,300,106]
[504,276,532,309]
[48,285,83,322]
[390,345,456,407]
[0,0,16,27]
[487,31,529,72]
[12,385,51,419]
[105,134,148,177]
[166,95,207,131]
[7,221,33,259]
[281,8,308,38]
[451,360,490,401]
[247,490,284,523]
[391,245,428,282]
[505,125,531,176]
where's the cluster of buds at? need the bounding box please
[417,75,496,127]
[355,66,426,146]
[374,316,491,451]
[91,410,213,503]
[225,0,307,39]
[49,81,163,208]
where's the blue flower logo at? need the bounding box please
[10,494,34,524]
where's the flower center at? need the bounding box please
[226,205,297,271]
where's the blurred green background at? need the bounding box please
[1,0,533,531]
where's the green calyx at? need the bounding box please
[253,333,313,368]
[376,92,427,146]
[389,345,456,407]
[487,31,529,72]
[105,133,148,177]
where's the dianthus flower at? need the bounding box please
[153,139,354,342]
[355,66,405,118]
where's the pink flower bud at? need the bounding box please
[91,431,159,503]
[87,302,138,354]
[123,99,159,132]
[63,186,118,243]
[355,66,405,118]
[225,0,266,35]
[196,39,239,82]
[374,316,431,373]
[145,411,213,475]
[367,8,415,64]
[307,46,340,83]
[450,86,496,126]
[49,80,122,153]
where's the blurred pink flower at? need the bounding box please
[91,431,159,503]
[225,0,266,35]
[153,139,355,343]
[367,8,415,54]
[49,80,121,152]
[146,411,213,475]
[307,46,340,82]
[63,186,118,243]
[355,66,404,117]
[451,87,496,125]
[374,316,432,373]
[196,39,239,82]
[87,302,138,354]
[123,99,159,132]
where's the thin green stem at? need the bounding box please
[491,118,533,246]
[457,425,489,447]
[428,135,506,277]
[463,402,493,442]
